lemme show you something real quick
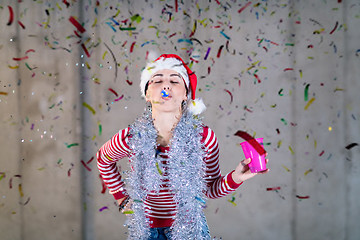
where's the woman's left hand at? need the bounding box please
[232,157,269,184]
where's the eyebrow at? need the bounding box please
[151,73,182,78]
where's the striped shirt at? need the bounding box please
[97,126,242,228]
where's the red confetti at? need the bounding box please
[296,195,310,199]
[25,49,35,54]
[254,74,261,83]
[7,6,14,26]
[130,41,136,53]
[267,187,281,191]
[13,56,29,61]
[234,130,266,155]
[224,89,233,104]
[238,2,252,14]
[329,21,338,35]
[69,16,86,33]
[126,80,133,85]
[217,45,224,58]
[319,150,325,156]
[283,68,294,72]
[18,21,26,29]
[114,95,124,101]
[86,156,94,164]
[108,88,118,97]
[81,160,92,171]
[175,0,178,12]
[81,43,91,58]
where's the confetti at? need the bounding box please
[224,89,233,104]
[234,130,266,155]
[7,6,14,26]
[266,187,281,191]
[329,21,338,34]
[69,16,86,33]
[296,195,310,199]
[304,84,310,101]
[304,169,313,176]
[83,102,96,115]
[238,2,252,14]
[304,97,315,110]
[345,143,358,150]
[66,143,79,148]
[99,206,108,212]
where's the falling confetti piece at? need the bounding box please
[156,162,163,175]
[83,102,96,115]
[18,184,24,197]
[304,97,315,110]
[204,47,211,60]
[66,143,79,148]
[345,143,358,150]
[99,206,108,212]
[304,169,313,176]
[238,2,252,14]
[329,21,338,34]
[288,146,295,155]
[81,160,91,171]
[224,89,233,104]
[69,16,86,33]
[122,210,135,214]
[296,195,310,199]
[7,6,14,26]
[304,84,310,101]
[217,45,224,58]
[234,131,266,155]
[266,187,281,191]
[281,164,290,172]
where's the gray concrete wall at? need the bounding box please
[0,0,359,239]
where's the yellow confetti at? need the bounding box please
[304,169,313,176]
[82,102,96,115]
[18,184,24,197]
[277,140,282,148]
[8,65,19,69]
[156,162,163,175]
[304,97,315,110]
[288,145,294,155]
[328,126,332,131]
[282,164,291,172]
[102,51,108,60]
[314,140,317,149]
[92,17,98,28]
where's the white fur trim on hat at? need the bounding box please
[188,98,206,115]
[140,57,189,98]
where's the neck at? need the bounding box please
[151,109,182,146]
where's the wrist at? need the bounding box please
[231,171,243,184]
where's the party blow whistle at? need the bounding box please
[161,89,169,98]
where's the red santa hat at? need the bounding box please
[140,54,206,115]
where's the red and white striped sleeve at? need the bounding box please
[97,127,132,200]
[202,126,243,199]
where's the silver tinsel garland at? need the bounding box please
[125,109,211,240]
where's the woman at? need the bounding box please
[97,54,269,240]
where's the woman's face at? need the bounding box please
[145,69,188,113]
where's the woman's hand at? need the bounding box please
[117,197,133,215]
[232,157,269,184]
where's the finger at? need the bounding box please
[243,158,251,165]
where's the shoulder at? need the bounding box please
[201,125,217,145]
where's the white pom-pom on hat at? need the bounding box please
[140,54,206,115]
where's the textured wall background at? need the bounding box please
[0,0,359,240]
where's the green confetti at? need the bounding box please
[66,143,79,148]
[304,84,310,101]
